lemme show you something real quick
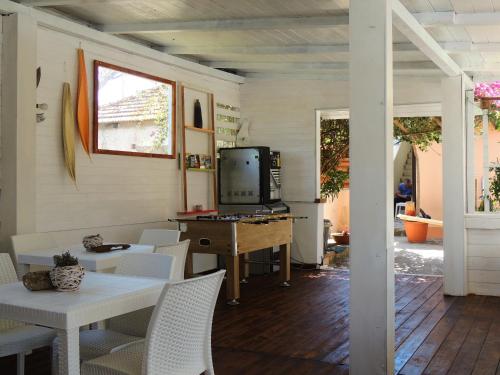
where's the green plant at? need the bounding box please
[53,251,79,267]
[490,164,500,207]
[393,117,442,151]
[320,119,349,199]
[321,169,349,199]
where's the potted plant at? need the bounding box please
[49,251,85,291]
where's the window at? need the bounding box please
[94,61,176,158]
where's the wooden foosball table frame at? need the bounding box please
[177,214,293,305]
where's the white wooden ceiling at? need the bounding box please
[19,0,500,80]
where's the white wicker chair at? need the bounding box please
[52,253,175,373]
[138,229,180,248]
[10,232,57,273]
[154,240,190,281]
[0,253,56,375]
[81,270,225,375]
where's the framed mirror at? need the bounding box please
[93,61,176,158]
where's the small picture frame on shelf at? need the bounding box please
[186,154,200,168]
[200,154,212,169]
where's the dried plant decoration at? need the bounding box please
[62,82,76,183]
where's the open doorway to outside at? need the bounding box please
[317,105,444,276]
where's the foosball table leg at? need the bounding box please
[279,243,291,287]
[239,253,250,284]
[226,255,240,305]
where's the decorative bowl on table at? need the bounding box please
[82,234,103,250]
[50,265,85,292]
[50,251,85,292]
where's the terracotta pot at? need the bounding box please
[404,221,428,243]
[333,233,350,245]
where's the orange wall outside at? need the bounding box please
[324,126,500,239]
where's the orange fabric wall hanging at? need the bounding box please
[76,48,90,156]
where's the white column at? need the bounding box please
[349,0,394,374]
[0,13,38,247]
[441,76,467,296]
[482,109,490,212]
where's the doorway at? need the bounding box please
[317,104,444,276]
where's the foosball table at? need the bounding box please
[176,213,293,305]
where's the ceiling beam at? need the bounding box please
[415,11,500,27]
[19,0,126,5]
[462,62,500,72]
[164,41,500,56]
[206,60,439,72]
[101,15,350,34]
[392,1,462,77]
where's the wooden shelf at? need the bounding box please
[185,125,215,134]
[180,84,217,213]
[177,209,218,216]
[187,168,215,172]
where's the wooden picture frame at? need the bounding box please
[93,60,176,159]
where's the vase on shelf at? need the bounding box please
[194,99,203,128]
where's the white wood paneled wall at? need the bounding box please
[466,216,500,296]
[240,77,443,264]
[31,26,240,272]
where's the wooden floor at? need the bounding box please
[2,269,500,374]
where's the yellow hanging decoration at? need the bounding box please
[62,82,76,183]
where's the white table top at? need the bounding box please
[17,244,154,271]
[0,272,166,329]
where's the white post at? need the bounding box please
[0,13,38,247]
[482,109,490,212]
[465,91,476,213]
[349,0,394,373]
[442,76,467,296]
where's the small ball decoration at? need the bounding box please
[83,234,103,250]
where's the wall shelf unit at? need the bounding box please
[180,84,217,215]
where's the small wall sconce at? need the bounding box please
[36,103,48,123]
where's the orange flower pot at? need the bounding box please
[403,221,428,243]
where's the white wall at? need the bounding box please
[2,23,240,272]
[240,77,442,264]
[466,215,500,296]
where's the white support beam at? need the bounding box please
[444,42,500,54]
[20,0,126,5]
[442,75,468,296]
[462,62,500,72]
[207,60,439,72]
[0,13,38,248]
[350,0,394,373]
[165,41,500,56]
[101,15,350,34]
[392,1,462,77]
[165,43,423,55]
[416,11,500,27]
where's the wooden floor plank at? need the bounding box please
[472,319,500,375]
[1,269,498,375]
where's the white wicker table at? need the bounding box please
[16,244,154,275]
[0,272,166,374]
